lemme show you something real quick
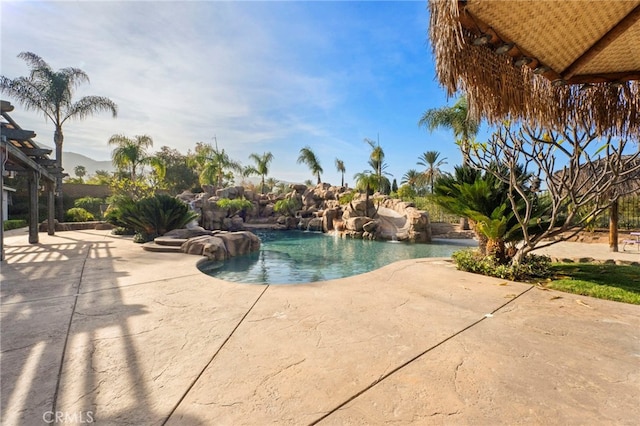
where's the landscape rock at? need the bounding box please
[181,231,260,260]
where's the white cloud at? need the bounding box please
[2,0,445,185]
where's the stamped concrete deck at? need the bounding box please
[1,229,638,425]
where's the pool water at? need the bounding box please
[198,230,476,285]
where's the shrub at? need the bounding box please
[338,192,355,205]
[3,219,27,231]
[274,198,301,216]
[216,198,253,217]
[107,194,197,243]
[397,185,417,200]
[65,208,95,222]
[452,249,552,281]
[74,197,105,218]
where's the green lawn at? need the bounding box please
[546,263,640,305]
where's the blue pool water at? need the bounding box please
[197,230,477,285]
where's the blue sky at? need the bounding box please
[1,0,486,186]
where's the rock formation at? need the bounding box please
[177,183,432,243]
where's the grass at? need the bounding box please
[546,263,640,305]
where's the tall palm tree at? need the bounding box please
[417,151,448,193]
[418,96,479,165]
[365,138,386,192]
[245,151,274,194]
[0,52,118,219]
[108,134,153,181]
[335,158,346,187]
[297,146,323,184]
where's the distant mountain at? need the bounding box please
[62,152,114,177]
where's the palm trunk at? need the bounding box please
[317,173,321,185]
[54,126,64,220]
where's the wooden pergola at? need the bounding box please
[1,100,60,260]
[429,0,640,137]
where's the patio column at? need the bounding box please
[28,169,39,244]
[47,181,55,236]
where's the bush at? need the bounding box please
[452,249,552,281]
[397,185,417,200]
[3,219,27,231]
[274,198,301,216]
[216,198,253,217]
[64,208,95,222]
[106,194,197,243]
[74,197,105,218]
[338,192,355,205]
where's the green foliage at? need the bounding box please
[65,207,95,222]
[274,198,301,216]
[73,197,105,218]
[153,146,198,194]
[106,194,197,242]
[397,184,417,200]
[216,198,253,217]
[547,263,640,305]
[3,219,27,231]
[109,177,155,201]
[338,192,355,205]
[452,249,552,281]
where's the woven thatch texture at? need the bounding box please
[582,14,640,74]
[467,0,638,74]
[428,0,640,138]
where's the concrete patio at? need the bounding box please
[1,228,639,425]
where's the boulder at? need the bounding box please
[345,216,371,232]
[291,184,307,193]
[362,220,378,233]
[216,186,244,199]
[216,231,261,257]
[164,227,211,239]
[181,231,260,260]
[307,217,323,232]
[322,207,340,232]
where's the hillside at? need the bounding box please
[62,152,114,177]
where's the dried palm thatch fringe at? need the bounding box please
[428,0,640,139]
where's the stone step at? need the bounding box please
[153,237,188,246]
[141,242,184,253]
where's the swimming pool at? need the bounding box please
[197,230,477,285]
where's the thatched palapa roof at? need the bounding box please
[429,0,640,138]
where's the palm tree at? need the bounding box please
[353,171,378,212]
[190,142,243,188]
[335,158,346,187]
[417,151,448,193]
[401,169,422,192]
[108,134,153,181]
[364,138,386,192]
[245,151,274,194]
[0,52,118,219]
[297,146,323,184]
[265,177,278,193]
[418,96,479,165]
[74,165,87,180]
